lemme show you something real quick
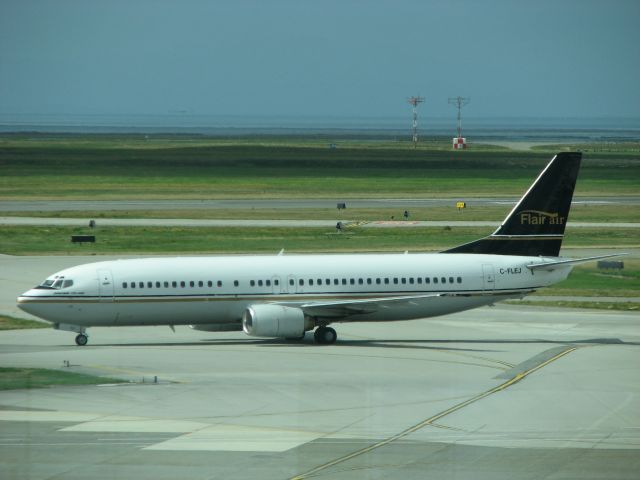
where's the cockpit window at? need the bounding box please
[35,276,73,290]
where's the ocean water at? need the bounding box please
[0,113,638,142]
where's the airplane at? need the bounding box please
[17,152,622,346]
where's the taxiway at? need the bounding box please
[0,255,638,479]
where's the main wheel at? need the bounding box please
[314,326,337,345]
[75,334,88,346]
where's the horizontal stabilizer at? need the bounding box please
[526,253,628,271]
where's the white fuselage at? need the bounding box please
[17,253,571,329]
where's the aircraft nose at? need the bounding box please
[17,291,45,317]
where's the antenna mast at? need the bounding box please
[448,96,470,149]
[407,96,425,148]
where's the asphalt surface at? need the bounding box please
[1,216,638,229]
[0,255,639,479]
[1,196,639,211]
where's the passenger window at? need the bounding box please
[333,279,339,285]
[122,283,127,289]
[131,282,136,289]
[172,281,177,288]
[376,278,381,285]
[258,280,263,287]
[441,277,446,284]
[217,281,223,287]
[393,278,398,284]
[449,277,454,284]
[250,280,255,287]
[350,279,355,285]
[457,277,462,284]
[234,280,239,287]
[148,282,153,288]
[139,282,144,289]
[164,281,169,288]
[198,281,203,287]
[417,278,422,284]
[434,278,438,284]
[325,278,330,285]
[207,281,212,287]
[190,281,195,287]
[401,278,406,284]
[342,279,347,285]
[309,279,314,286]
[317,279,322,285]
[425,277,430,284]
[367,278,372,285]
[299,279,304,286]
[266,280,271,286]
[275,279,279,286]
[180,281,186,288]
[384,278,389,284]
[358,279,363,285]
[290,279,295,286]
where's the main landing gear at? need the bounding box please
[75,333,89,346]
[314,326,337,345]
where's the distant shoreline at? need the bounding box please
[1,114,639,143]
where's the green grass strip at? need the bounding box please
[506,300,639,311]
[0,368,126,390]
[0,315,48,330]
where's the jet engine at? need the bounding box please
[242,304,313,338]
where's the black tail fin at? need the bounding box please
[444,152,581,257]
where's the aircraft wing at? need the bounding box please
[275,293,443,318]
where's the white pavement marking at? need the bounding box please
[145,424,323,452]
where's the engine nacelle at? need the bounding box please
[189,323,242,332]
[242,304,311,338]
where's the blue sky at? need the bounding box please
[1,0,639,119]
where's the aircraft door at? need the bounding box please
[97,269,114,301]
[482,264,495,291]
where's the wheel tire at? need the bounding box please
[75,334,88,346]
[323,327,337,345]
[314,327,337,345]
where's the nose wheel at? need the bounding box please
[314,326,337,345]
[75,333,88,346]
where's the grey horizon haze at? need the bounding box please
[1,0,639,121]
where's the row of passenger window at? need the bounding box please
[122,276,463,291]
[122,280,237,289]
[293,276,462,286]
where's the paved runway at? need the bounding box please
[2,216,638,229]
[1,255,639,479]
[2,196,639,212]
